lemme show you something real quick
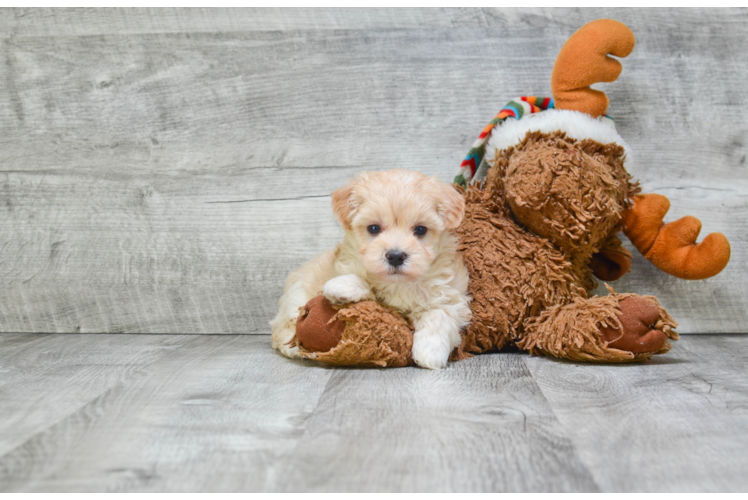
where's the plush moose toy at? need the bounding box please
[290,19,731,367]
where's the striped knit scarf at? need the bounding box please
[454,96,554,187]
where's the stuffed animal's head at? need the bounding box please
[487,128,635,263]
[469,18,729,282]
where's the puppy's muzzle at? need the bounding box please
[385,250,408,269]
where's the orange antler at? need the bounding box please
[622,194,731,280]
[551,19,636,118]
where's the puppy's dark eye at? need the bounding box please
[367,225,381,235]
[414,226,427,237]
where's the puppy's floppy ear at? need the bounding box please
[331,180,358,230]
[438,182,465,230]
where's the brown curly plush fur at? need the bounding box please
[492,131,639,286]
[292,299,414,368]
[457,183,583,353]
[454,131,675,362]
[520,290,677,362]
[292,131,679,366]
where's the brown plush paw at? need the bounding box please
[294,299,415,368]
[599,296,668,354]
[295,295,345,352]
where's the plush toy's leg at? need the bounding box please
[518,292,678,362]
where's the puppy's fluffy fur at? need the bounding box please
[270,169,472,369]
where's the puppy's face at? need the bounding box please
[331,170,464,282]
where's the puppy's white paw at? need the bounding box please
[278,342,302,359]
[271,326,302,359]
[323,274,372,305]
[412,331,451,370]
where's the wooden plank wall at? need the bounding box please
[0,8,746,334]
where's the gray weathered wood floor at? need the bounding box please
[1,8,747,334]
[1,332,747,492]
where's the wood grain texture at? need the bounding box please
[280,353,597,492]
[0,334,334,492]
[0,8,746,333]
[0,8,489,36]
[0,333,190,457]
[525,336,748,492]
[1,333,747,492]
[2,8,746,36]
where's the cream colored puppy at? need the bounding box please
[270,169,471,369]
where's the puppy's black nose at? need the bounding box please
[386,250,408,268]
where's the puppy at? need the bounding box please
[270,169,471,369]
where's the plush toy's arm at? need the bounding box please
[621,193,731,280]
[589,233,633,282]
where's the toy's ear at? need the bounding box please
[331,179,358,230]
[438,182,465,231]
